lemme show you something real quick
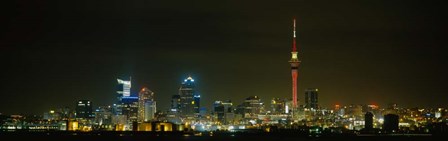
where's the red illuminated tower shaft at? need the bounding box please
[289,18,301,108]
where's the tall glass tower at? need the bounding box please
[179,76,200,117]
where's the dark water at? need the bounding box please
[0,131,437,141]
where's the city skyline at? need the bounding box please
[1,0,447,115]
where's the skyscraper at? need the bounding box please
[304,88,319,109]
[121,96,139,122]
[213,100,234,125]
[271,98,287,114]
[289,18,301,108]
[144,101,156,121]
[240,96,264,119]
[115,77,131,115]
[138,87,156,122]
[117,78,131,98]
[179,76,200,117]
[75,100,93,119]
[171,94,181,112]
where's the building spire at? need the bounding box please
[292,18,297,52]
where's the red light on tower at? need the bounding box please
[335,104,340,110]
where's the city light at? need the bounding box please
[1,8,446,139]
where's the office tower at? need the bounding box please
[304,88,319,109]
[121,96,139,122]
[194,94,201,115]
[289,18,301,108]
[179,76,200,117]
[171,94,181,112]
[271,98,287,114]
[213,100,234,124]
[241,96,264,119]
[115,77,131,115]
[144,101,156,122]
[75,100,93,119]
[94,106,113,129]
[138,87,156,122]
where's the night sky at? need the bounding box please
[1,0,447,115]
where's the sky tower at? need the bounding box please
[289,18,301,108]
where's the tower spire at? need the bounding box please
[293,18,297,52]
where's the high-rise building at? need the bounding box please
[213,100,234,124]
[289,18,301,109]
[117,78,132,98]
[271,98,287,114]
[94,106,113,130]
[179,76,200,117]
[194,95,201,115]
[171,94,181,112]
[75,100,93,119]
[138,87,156,122]
[115,77,131,115]
[121,96,139,122]
[304,88,318,109]
[240,96,264,119]
[144,101,156,121]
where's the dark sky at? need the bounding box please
[1,0,447,115]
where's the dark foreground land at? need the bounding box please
[0,131,438,141]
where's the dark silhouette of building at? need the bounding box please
[383,114,399,132]
[75,100,93,118]
[171,94,181,112]
[364,112,373,130]
[304,88,318,109]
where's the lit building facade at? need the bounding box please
[115,77,131,115]
[93,106,113,130]
[144,101,156,122]
[138,87,156,122]
[240,96,264,119]
[121,96,139,122]
[271,98,287,114]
